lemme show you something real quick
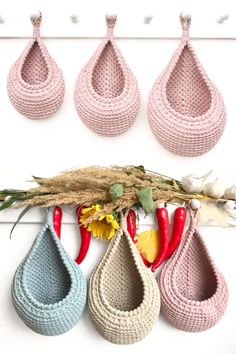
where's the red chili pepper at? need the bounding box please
[53,206,91,265]
[127,209,151,267]
[127,209,137,241]
[165,207,187,260]
[75,206,91,265]
[151,208,170,272]
[53,206,62,238]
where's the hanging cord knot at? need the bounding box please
[105,14,117,38]
[180,12,191,41]
[120,210,127,232]
[188,205,199,233]
[31,10,42,39]
[46,206,54,224]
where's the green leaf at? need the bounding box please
[109,183,124,200]
[0,196,16,211]
[32,175,44,185]
[134,165,146,173]
[10,205,32,239]
[0,189,24,196]
[137,186,154,214]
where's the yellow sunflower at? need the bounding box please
[80,204,119,240]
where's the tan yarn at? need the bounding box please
[88,213,160,344]
[7,12,65,119]
[74,15,140,136]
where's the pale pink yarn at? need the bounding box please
[74,15,140,136]
[148,15,226,156]
[158,208,228,332]
[7,12,65,119]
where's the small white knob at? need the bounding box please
[224,200,235,210]
[4,195,16,206]
[190,199,201,210]
[217,14,230,24]
[182,12,192,21]
[30,10,41,20]
[155,200,165,208]
[106,13,117,21]
[70,14,78,23]
[143,15,153,24]
[4,196,11,202]
[0,16,5,24]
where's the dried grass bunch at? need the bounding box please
[0,165,218,224]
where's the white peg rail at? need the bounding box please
[0,205,235,227]
[0,0,235,39]
[0,16,234,40]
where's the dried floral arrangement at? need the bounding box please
[0,166,235,238]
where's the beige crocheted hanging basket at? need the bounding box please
[158,208,228,332]
[148,14,226,157]
[7,12,65,119]
[88,213,160,344]
[74,15,140,136]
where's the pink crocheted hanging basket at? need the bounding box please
[158,208,228,332]
[74,15,140,136]
[148,15,226,157]
[7,12,65,119]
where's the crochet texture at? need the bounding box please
[74,15,140,136]
[148,14,226,157]
[158,208,228,332]
[11,208,87,336]
[88,213,160,344]
[7,12,65,119]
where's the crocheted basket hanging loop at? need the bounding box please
[148,13,226,157]
[158,206,228,332]
[88,212,160,344]
[7,12,65,119]
[179,12,191,41]
[105,14,117,37]
[11,207,87,336]
[74,15,140,136]
[31,11,42,39]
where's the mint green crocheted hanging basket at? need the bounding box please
[11,208,87,336]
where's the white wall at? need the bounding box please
[0,0,236,353]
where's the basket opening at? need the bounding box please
[102,235,144,311]
[166,45,211,117]
[175,232,217,301]
[22,42,49,85]
[25,230,71,305]
[92,41,125,98]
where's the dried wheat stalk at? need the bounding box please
[0,166,205,222]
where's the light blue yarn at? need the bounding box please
[11,208,87,336]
